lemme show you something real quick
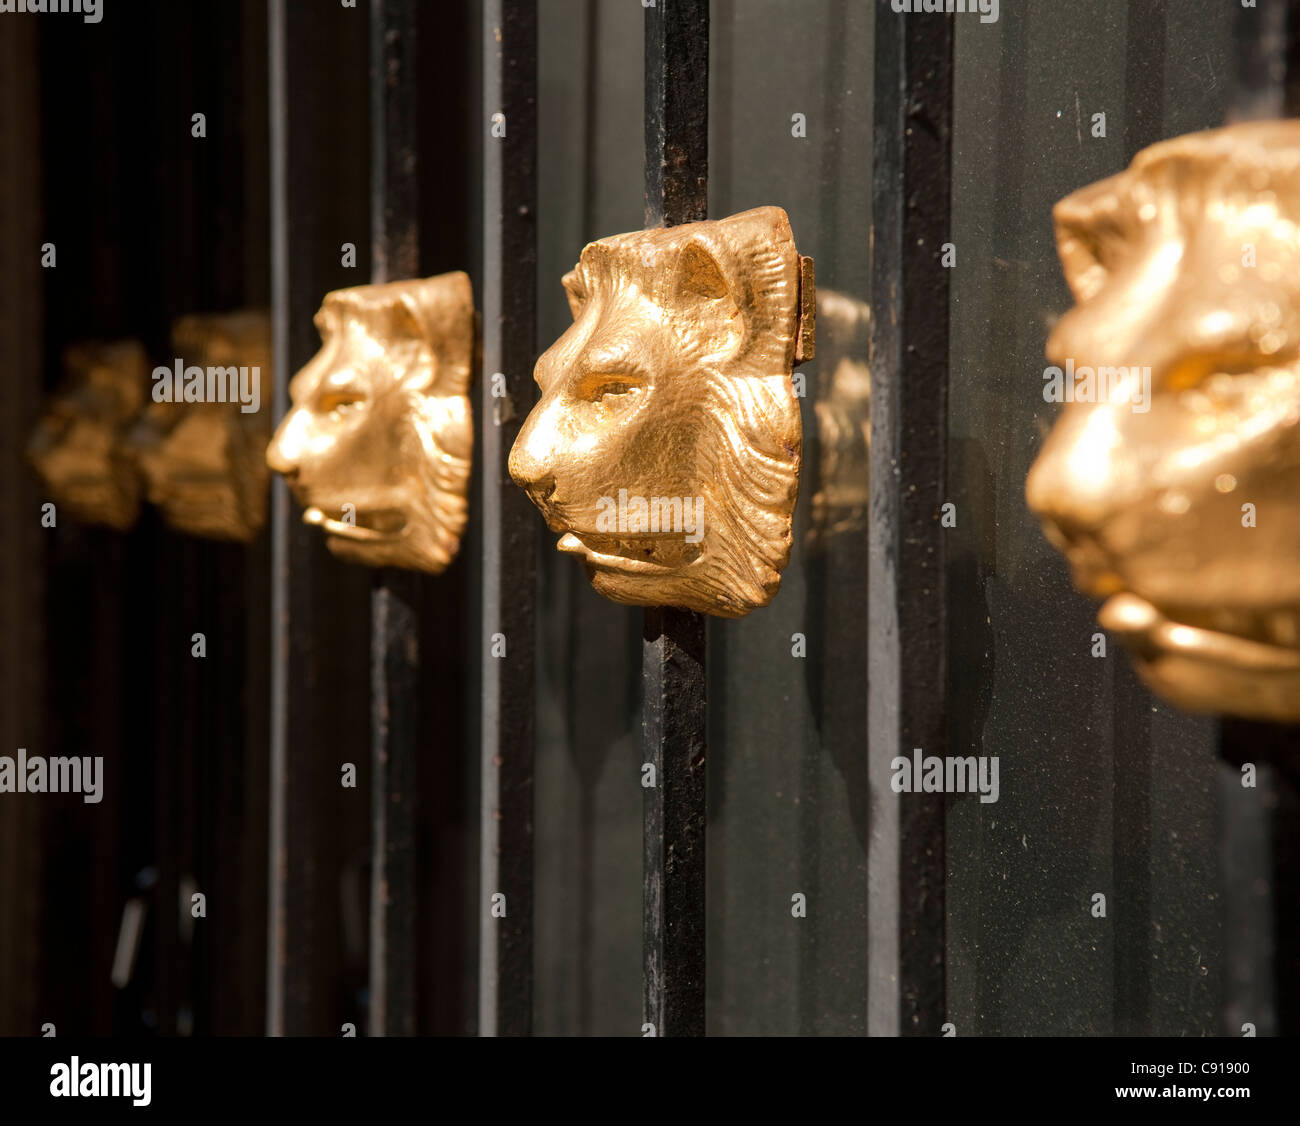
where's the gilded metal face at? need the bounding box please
[266,273,474,574]
[509,206,810,618]
[1026,121,1300,721]
[27,341,147,530]
[130,311,272,542]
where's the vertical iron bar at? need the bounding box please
[267,0,307,1037]
[644,0,709,229]
[572,0,602,1037]
[1228,0,1288,123]
[1219,722,1292,1034]
[479,0,538,1037]
[268,0,374,1036]
[191,0,255,1035]
[1217,0,1300,1036]
[237,0,273,1036]
[0,15,45,1037]
[367,0,420,1039]
[642,608,707,1037]
[642,0,709,1039]
[868,7,953,1036]
[1265,750,1300,1035]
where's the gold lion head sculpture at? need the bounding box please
[27,340,148,531]
[509,205,812,618]
[1027,120,1300,722]
[129,310,272,542]
[266,272,474,574]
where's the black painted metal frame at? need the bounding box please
[266,0,311,1037]
[1215,0,1300,1038]
[868,7,953,1037]
[641,0,710,1040]
[479,0,539,1038]
[268,0,373,1037]
[368,0,421,1039]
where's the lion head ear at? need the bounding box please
[561,269,586,321]
[313,301,342,344]
[390,272,475,396]
[391,293,431,349]
[1053,172,1136,305]
[668,207,800,368]
[670,238,745,359]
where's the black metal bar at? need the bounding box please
[267,0,373,1036]
[370,0,420,285]
[479,0,538,1037]
[368,575,419,1036]
[641,0,709,1039]
[1228,0,1288,123]
[267,0,311,1037]
[1216,0,1300,1037]
[0,16,45,1036]
[571,0,602,1037]
[367,0,420,1040]
[868,8,953,1036]
[1267,751,1300,1036]
[642,608,707,1037]
[235,1,273,1037]
[644,0,708,229]
[410,0,473,1037]
[1219,722,1294,1034]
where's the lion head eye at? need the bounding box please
[579,373,643,403]
[319,390,367,415]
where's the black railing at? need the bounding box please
[478,0,539,1038]
[640,0,711,1040]
[267,0,373,1036]
[368,0,421,1039]
[869,6,953,1036]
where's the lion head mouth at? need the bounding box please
[1100,593,1300,654]
[1097,593,1300,721]
[557,530,703,574]
[303,504,408,541]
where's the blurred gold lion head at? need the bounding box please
[509,206,809,618]
[1027,120,1300,721]
[27,340,147,531]
[130,310,272,542]
[266,272,474,574]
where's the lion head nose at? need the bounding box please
[510,452,557,510]
[508,422,558,504]
[527,475,558,509]
[266,405,314,478]
[265,426,299,478]
[1026,429,1131,541]
[265,436,290,476]
[1026,438,1135,595]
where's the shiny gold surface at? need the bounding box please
[806,289,870,554]
[27,340,147,530]
[266,273,474,573]
[1026,121,1300,721]
[509,206,810,618]
[130,311,272,542]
